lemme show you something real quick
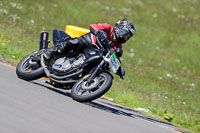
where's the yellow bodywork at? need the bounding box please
[65,25,90,38]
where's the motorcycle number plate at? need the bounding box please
[109,53,121,73]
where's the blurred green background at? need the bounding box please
[0,0,199,132]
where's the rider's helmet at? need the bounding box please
[114,19,136,43]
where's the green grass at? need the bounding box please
[0,0,200,132]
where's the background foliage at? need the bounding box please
[0,0,199,132]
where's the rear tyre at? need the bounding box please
[71,72,113,102]
[16,51,44,81]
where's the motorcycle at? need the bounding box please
[16,30,123,102]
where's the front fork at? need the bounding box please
[87,51,111,84]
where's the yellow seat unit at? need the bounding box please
[65,25,90,38]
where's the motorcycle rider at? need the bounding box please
[34,19,136,78]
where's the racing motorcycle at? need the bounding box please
[16,30,123,102]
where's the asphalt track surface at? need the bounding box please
[0,62,186,133]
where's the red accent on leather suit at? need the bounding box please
[90,23,122,50]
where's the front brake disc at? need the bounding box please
[81,78,99,90]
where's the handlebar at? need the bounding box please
[96,35,105,50]
[96,35,114,52]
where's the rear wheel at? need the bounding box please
[71,72,113,102]
[16,51,44,81]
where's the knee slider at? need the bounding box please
[68,38,79,45]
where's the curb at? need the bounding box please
[0,57,17,66]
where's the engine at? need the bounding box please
[52,54,85,73]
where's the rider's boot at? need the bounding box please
[43,43,65,60]
[31,42,66,62]
[31,38,83,62]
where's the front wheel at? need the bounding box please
[16,51,44,81]
[71,72,113,102]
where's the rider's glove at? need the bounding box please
[107,41,114,49]
[95,30,107,44]
[115,48,123,58]
[117,67,125,79]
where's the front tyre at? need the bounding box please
[16,51,44,81]
[71,72,113,102]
